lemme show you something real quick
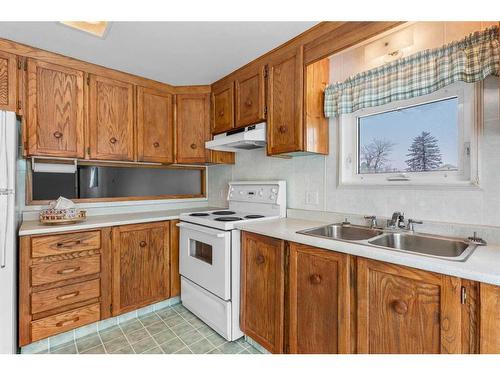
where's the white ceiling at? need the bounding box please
[0,22,318,85]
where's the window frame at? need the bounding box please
[337,81,482,188]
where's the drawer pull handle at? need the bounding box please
[109,137,118,144]
[278,125,286,134]
[139,241,147,247]
[57,266,81,275]
[56,240,82,248]
[391,299,408,315]
[56,291,80,300]
[309,274,322,285]
[256,254,265,264]
[218,110,224,117]
[245,99,253,107]
[190,143,197,150]
[53,131,63,139]
[56,317,80,327]
[153,141,160,148]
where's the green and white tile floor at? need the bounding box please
[34,304,261,354]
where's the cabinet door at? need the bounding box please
[175,93,209,164]
[89,75,134,161]
[289,243,351,353]
[267,46,304,155]
[137,86,174,163]
[0,51,17,112]
[357,258,462,353]
[241,232,285,353]
[112,222,170,315]
[212,81,234,134]
[480,282,500,353]
[26,60,84,157]
[235,65,266,128]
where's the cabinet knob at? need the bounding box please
[256,254,265,264]
[139,241,147,248]
[53,131,63,139]
[109,137,118,144]
[218,110,224,117]
[309,274,322,285]
[245,99,253,107]
[153,141,160,148]
[391,299,408,315]
[278,125,286,134]
[190,143,197,150]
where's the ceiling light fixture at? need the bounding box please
[60,21,110,38]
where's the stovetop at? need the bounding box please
[179,209,276,230]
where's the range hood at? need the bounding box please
[205,123,266,152]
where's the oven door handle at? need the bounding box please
[176,222,227,238]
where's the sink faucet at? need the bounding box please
[387,211,405,229]
[406,219,423,232]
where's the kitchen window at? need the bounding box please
[338,81,481,187]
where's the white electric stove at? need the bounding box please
[178,181,286,341]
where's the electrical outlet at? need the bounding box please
[305,191,319,205]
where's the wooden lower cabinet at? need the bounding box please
[288,243,352,353]
[357,258,462,354]
[240,232,500,354]
[240,232,286,353]
[169,220,181,297]
[111,222,170,315]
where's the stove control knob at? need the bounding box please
[270,194,276,200]
[259,191,263,196]
[271,188,278,193]
[239,191,244,195]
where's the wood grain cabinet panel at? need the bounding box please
[267,47,304,155]
[235,65,266,128]
[26,59,84,157]
[137,86,174,163]
[89,75,134,161]
[241,232,285,353]
[0,50,17,112]
[169,220,181,297]
[30,254,101,286]
[211,81,234,134]
[357,258,462,354]
[480,282,500,353]
[112,222,170,315]
[175,93,210,164]
[31,230,101,258]
[288,243,351,353]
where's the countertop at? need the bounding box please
[19,206,221,236]
[235,218,500,286]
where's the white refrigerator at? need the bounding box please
[0,110,17,354]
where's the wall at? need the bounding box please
[208,23,500,228]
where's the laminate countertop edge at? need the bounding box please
[235,217,500,287]
[19,206,224,236]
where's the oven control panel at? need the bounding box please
[228,183,281,204]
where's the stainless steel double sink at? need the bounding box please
[297,223,477,261]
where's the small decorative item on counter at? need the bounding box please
[39,197,87,225]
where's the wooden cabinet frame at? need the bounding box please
[0,50,17,112]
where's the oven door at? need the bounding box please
[178,222,231,300]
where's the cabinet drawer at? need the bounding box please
[30,254,101,286]
[31,231,101,258]
[30,303,100,342]
[31,278,101,314]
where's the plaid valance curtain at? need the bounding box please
[324,26,499,118]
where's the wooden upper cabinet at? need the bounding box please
[26,60,84,158]
[175,93,210,164]
[357,258,462,354]
[89,75,134,161]
[211,80,234,134]
[267,46,304,155]
[0,51,17,112]
[241,232,285,353]
[234,65,266,128]
[112,222,170,316]
[288,243,351,354]
[137,87,174,164]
